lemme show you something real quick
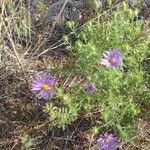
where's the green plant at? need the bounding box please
[43,87,79,129]
[43,1,150,140]
[21,135,36,150]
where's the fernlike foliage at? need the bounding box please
[44,2,150,140]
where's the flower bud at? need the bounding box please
[122,1,127,11]
[127,9,133,18]
[66,21,75,29]
[92,127,99,135]
[75,40,83,49]
[63,35,69,43]
[123,43,130,50]
[63,94,71,103]
[134,8,139,16]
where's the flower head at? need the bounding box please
[100,49,122,69]
[97,134,118,150]
[84,83,95,93]
[32,12,41,21]
[147,122,150,127]
[31,73,55,99]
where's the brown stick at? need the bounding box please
[3,22,29,87]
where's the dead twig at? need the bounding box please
[3,21,29,87]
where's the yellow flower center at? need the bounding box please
[42,84,49,91]
[109,58,115,64]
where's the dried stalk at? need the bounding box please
[3,22,29,86]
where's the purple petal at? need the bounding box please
[84,83,95,93]
[39,90,49,99]
[97,134,118,150]
[101,59,110,66]
[103,52,111,59]
[31,86,41,91]
[101,59,112,68]
[46,78,55,86]
[31,82,43,91]
[47,89,55,94]
[147,122,150,127]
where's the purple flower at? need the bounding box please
[97,134,118,150]
[84,83,95,93]
[32,12,41,21]
[31,73,55,99]
[100,49,122,69]
[147,122,150,127]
